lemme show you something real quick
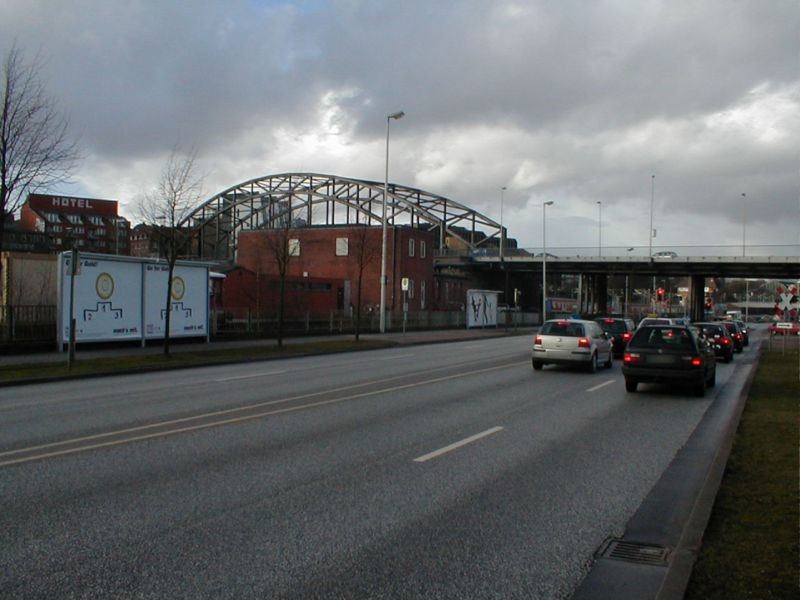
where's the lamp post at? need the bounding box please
[379,110,404,333]
[542,201,554,323]
[742,192,749,322]
[500,186,507,260]
[649,174,655,257]
[596,200,602,256]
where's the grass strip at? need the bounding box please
[685,349,800,598]
[0,339,395,384]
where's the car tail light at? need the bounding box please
[578,337,591,348]
[735,333,742,340]
[721,337,730,345]
[622,332,632,342]
[535,335,542,345]
[624,352,640,363]
[690,357,703,367]
[604,319,615,324]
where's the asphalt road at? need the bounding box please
[0,335,754,599]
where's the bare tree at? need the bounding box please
[138,147,203,356]
[260,218,296,348]
[0,43,80,255]
[350,225,382,341]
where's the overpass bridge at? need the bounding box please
[435,245,800,321]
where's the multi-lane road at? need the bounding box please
[0,334,758,598]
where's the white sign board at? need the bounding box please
[143,263,208,339]
[466,289,499,328]
[58,252,209,346]
[58,254,142,343]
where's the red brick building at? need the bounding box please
[237,225,436,316]
[19,193,130,254]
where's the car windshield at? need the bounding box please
[633,327,694,349]
[640,318,670,326]
[541,321,585,336]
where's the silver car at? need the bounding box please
[532,319,614,372]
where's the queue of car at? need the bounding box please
[531,312,756,397]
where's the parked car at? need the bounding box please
[594,317,636,357]
[734,320,749,346]
[694,322,735,363]
[622,325,716,396]
[532,319,613,372]
[652,251,678,258]
[719,320,745,353]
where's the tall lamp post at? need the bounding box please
[379,110,405,333]
[500,186,507,260]
[649,174,655,257]
[742,192,749,322]
[596,200,602,256]
[542,201,554,323]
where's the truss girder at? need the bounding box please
[183,173,501,260]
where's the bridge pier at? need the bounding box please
[689,275,706,321]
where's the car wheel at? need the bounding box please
[604,350,613,369]
[625,379,637,393]
[708,369,716,388]
[725,352,733,363]
[532,359,543,371]
[587,353,598,373]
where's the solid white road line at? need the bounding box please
[586,380,615,392]
[215,370,286,382]
[413,426,505,463]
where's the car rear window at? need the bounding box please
[541,321,585,337]
[597,319,627,333]
[699,325,724,336]
[632,327,694,349]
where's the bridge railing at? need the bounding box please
[436,244,800,259]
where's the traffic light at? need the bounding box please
[657,288,664,301]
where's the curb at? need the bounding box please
[571,340,763,599]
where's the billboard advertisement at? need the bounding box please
[143,263,208,339]
[58,253,142,343]
[58,252,209,346]
[466,289,500,328]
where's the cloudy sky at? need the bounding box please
[2,0,798,254]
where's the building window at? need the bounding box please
[408,238,415,257]
[421,281,426,309]
[408,279,415,299]
[66,214,82,224]
[336,237,349,256]
[288,238,300,256]
[421,241,426,258]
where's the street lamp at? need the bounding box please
[649,174,655,257]
[741,192,747,257]
[500,186,507,260]
[596,200,602,256]
[379,110,405,333]
[542,201,554,323]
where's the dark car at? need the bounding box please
[622,325,716,397]
[734,320,750,346]
[694,322,735,363]
[594,317,636,357]
[720,320,744,353]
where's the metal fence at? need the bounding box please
[1,305,57,342]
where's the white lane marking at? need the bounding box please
[1,362,525,467]
[378,353,415,360]
[586,380,615,392]
[215,370,286,382]
[413,426,504,463]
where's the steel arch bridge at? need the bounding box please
[183,173,502,261]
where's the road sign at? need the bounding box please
[401,277,409,291]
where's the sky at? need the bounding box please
[2,0,798,254]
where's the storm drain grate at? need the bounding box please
[597,538,670,565]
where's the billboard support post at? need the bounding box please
[68,248,78,368]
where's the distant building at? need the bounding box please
[18,193,130,254]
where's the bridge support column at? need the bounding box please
[689,275,706,322]
[595,274,609,315]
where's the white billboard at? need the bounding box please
[466,289,500,328]
[143,263,208,339]
[58,252,209,346]
[58,254,142,343]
